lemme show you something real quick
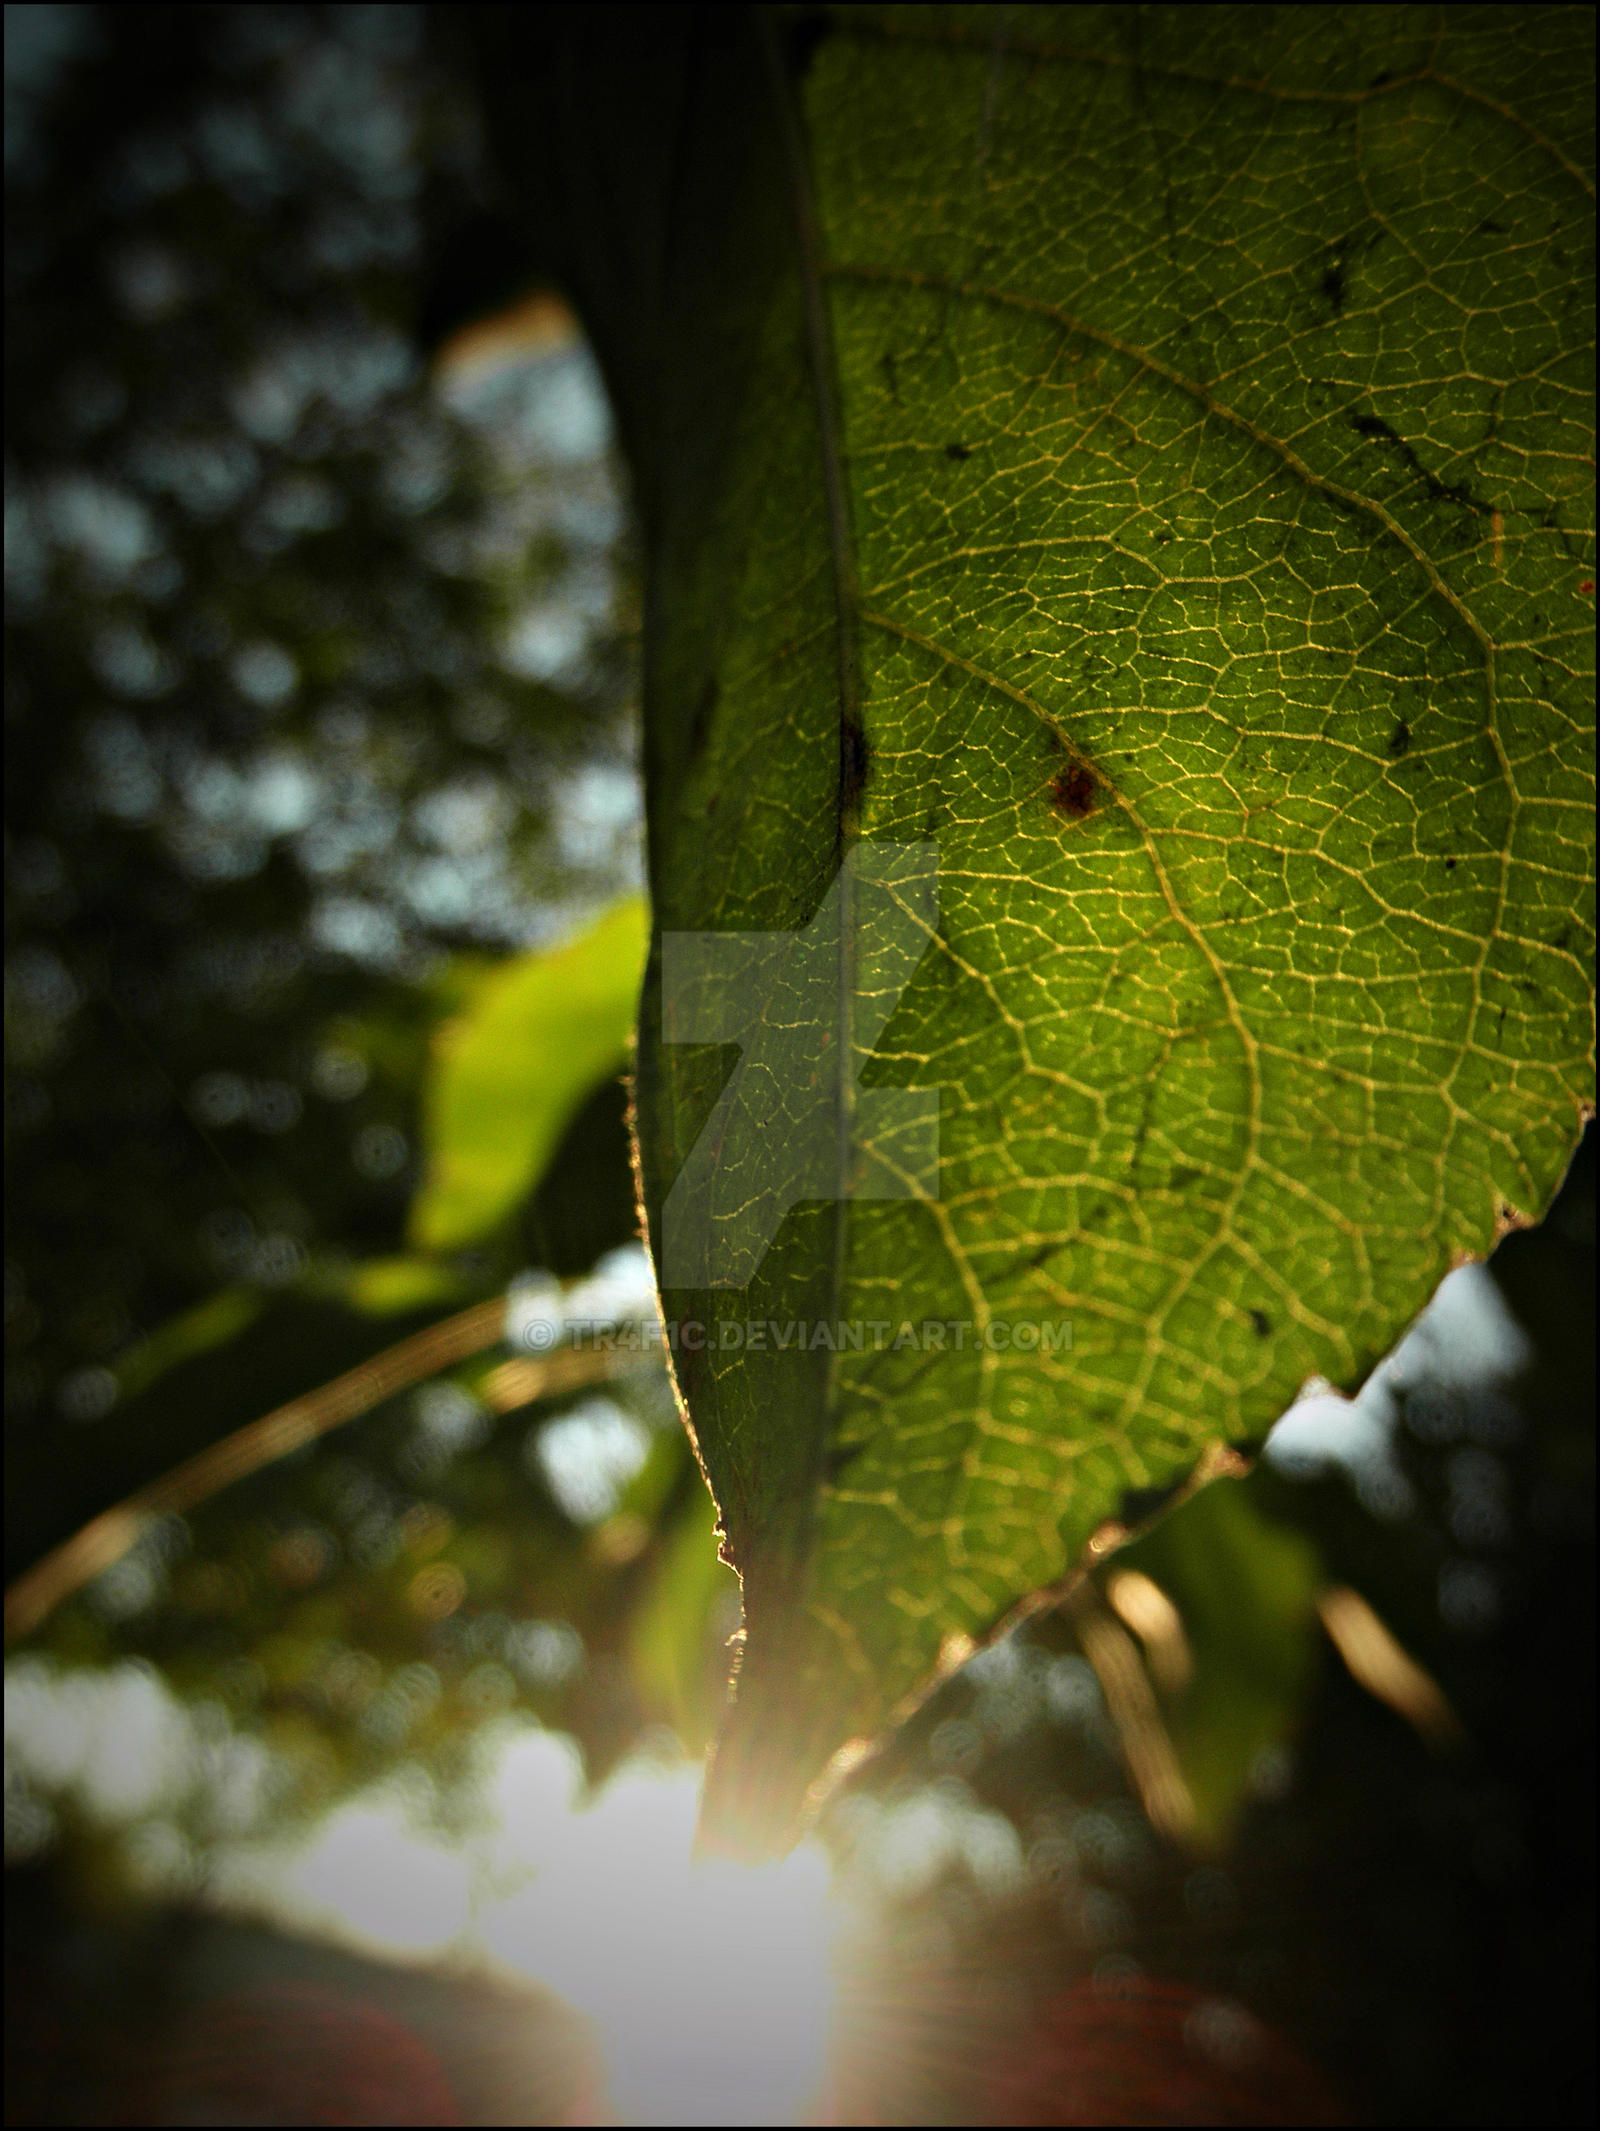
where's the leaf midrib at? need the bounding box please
[759,15,867,1584]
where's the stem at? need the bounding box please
[5,1299,633,1644]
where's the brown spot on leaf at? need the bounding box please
[1050,762,1098,820]
[840,722,870,809]
[690,674,718,759]
[1494,1201,1535,1241]
[826,1441,865,1482]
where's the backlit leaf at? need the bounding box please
[409,897,649,1253]
[516,6,1595,1846]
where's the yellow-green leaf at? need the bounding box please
[502,5,1596,1849]
[408,897,649,1253]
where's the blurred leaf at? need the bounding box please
[408,897,648,1253]
[520,1076,641,1279]
[628,1473,739,1759]
[115,1289,267,1403]
[313,1255,478,1317]
[1109,1476,1323,1848]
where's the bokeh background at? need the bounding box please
[5,7,1594,2125]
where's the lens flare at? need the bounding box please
[6,1670,844,2127]
[478,1757,839,2126]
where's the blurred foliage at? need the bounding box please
[13,1290,725,1868]
[5,0,736,1848]
[4,0,638,1447]
[409,893,647,1252]
[3,1878,600,2127]
[1110,1474,1324,1850]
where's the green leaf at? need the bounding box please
[529,6,1595,1846]
[1106,1474,1323,1848]
[407,897,649,1253]
[306,1255,478,1317]
[628,1457,743,1758]
[114,1289,267,1404]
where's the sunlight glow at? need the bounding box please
[189,1725,842,2126]
[477,1755,839,2127]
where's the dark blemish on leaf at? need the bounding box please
[705,793,718,816]
[1387,720,1412,758]
[945,441,973,461]
[1445,857,1458,869]
[826,1441,865,1482]
[1495,1200,1531,1240]
[1368,68,1395,87]
[1049,762,1097,820]
[1351,412,1485,513]
[1320,254,1346,311]
[840,721,870,809]
[1169,1168,1199,1191]
[880,350,899,403]
[690,674,718,760]
[1249,1309,1271,1337]
[1581,579,1595,595]
[1477,217,1508,235]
